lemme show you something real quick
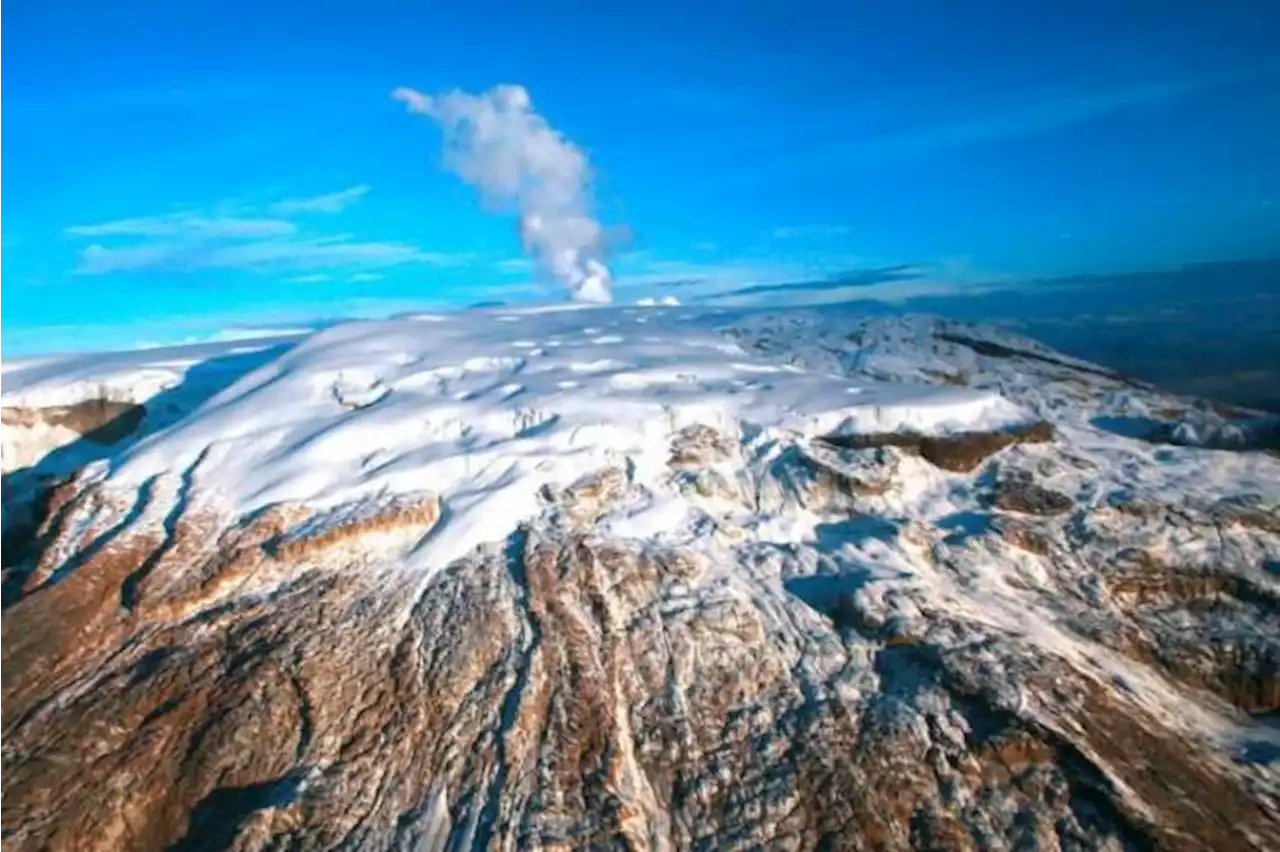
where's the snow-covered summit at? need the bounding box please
[7,305,1033,568]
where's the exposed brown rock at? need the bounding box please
[2,399,147,446]
[801,442,899,498]
[1047,679,1278,850]
[991,472,1073,515]
[975,728,1054,774]
[4,503,1279,850]
[269,494,441,562]
[1108,568,1234,608]
[541,466,629,527]
[1198,643,1280,715]
[991,516,1053,555]
[752,444,901,517]
[1105,495,1280,535]
[1096,553,1280,715]
[823,421,1055,473]
[667,424,733,468]
[1105,555,1277,610]
[1104,623,1280,716]
[1212,497,1280,535]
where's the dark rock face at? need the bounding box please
[1091,551,1280,717]
[991,473,1073,516]
[2,399,147,446]
[823,422,1055,473]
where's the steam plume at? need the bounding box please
[394,84,612,303]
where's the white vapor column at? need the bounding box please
[394,84,613,303]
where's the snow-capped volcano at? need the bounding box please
[3,305,1279,850]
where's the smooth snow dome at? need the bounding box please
[15,306,1031,568]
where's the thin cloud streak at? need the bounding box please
[65,187,471,276]
[706,277,998,308]
[610,258,827,301]
[75,237,468,275]
[66,214,297,239]
[713,264,922,298]
[496,257,535,270]
[269,184,371,215]
[770,224,852,240]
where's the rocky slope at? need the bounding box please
[3,305,1278,851]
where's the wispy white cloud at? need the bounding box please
[76,236,466,275]
[707,277,1000,308]
[269,184,370,215]
[770,224,851,240]
[77,243,182,274]
[205,236,462,270]
[66,214,296,239]
[347,272,385,283]
[66,188,472,276]
[610,258,821,300]
[288,273,332,284]
[605,252,1014,308]
[496,257,535,273]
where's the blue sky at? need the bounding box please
[5,1,1280,354]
